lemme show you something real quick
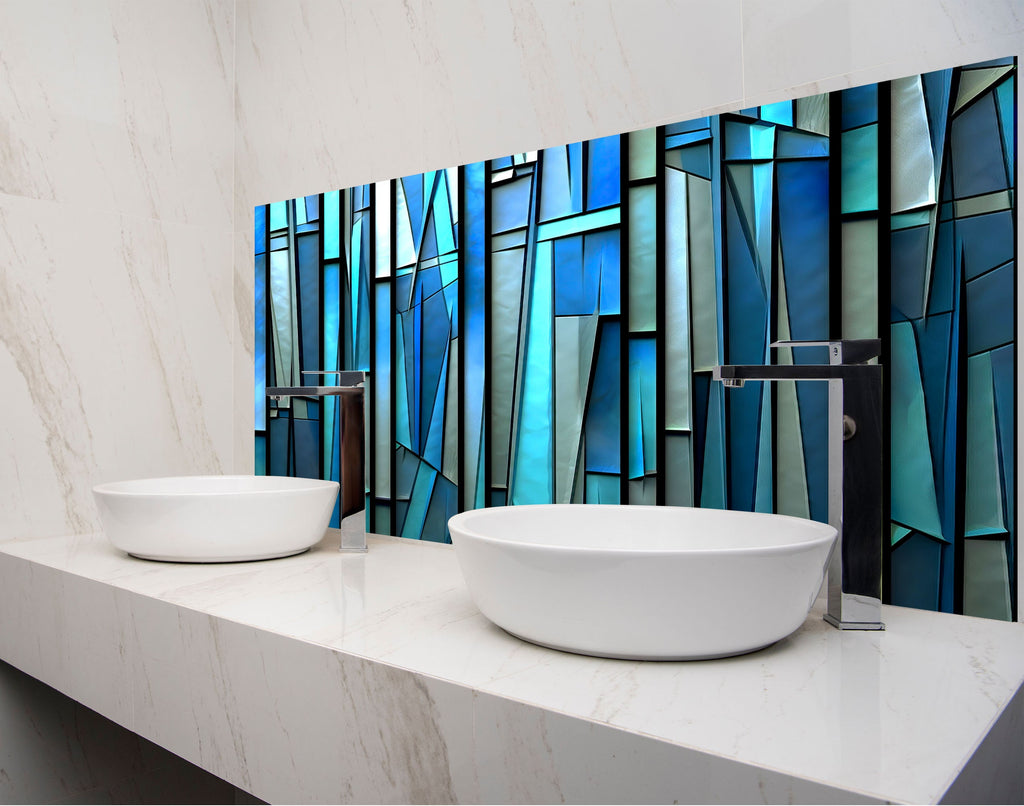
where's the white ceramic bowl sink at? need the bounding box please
[448,504,837,661]
[93,475,339,562]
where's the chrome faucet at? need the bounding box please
[713,339,884,630]
[267,371,368,553]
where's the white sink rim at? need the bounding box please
[448,504,837,661]
[94,475,339,563]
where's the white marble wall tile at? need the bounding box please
[0,194,233,540]
[233,0,744,208]
[0,0,234,229]
[741,0,1024,104]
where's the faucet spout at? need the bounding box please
[713,339,885,631]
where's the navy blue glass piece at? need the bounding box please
[584,321,620,474]
[794,380,828,523]
[891,532,943,610]
[777,160,829,341]
[928,218,955,317]
[915,313,954,500]
[967,262,1014,354]
[255,434,266,476]
[255,205,267,255]
[297,232,320,372]
[951,91,1009,198]
[726,382,763,512]
[724,176,768,365]
[890,224,930,321]
[422,474,458,544]
[922,68,953,159]
[691,373,711,506]
[587,135,621,210]
[294,416,319,480]
[841,84,878,130]
[268,413,289,477]
[958,211,1014,280]
[394,444,420,531]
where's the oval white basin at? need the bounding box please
[93,475,339,562]
[447,504,837,661]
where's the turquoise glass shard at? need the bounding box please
[841,125,878,214]
[890,321,945,540]
[509,240,553,505]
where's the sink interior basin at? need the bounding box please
[93,475,339,562]
[447,504,837,661]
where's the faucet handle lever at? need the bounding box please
[770,339,880,365]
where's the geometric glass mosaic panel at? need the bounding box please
[256,58,1017,620]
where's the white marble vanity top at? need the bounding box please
[1,523,1022,804]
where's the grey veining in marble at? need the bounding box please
[1,526,1022,803]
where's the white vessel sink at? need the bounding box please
[93,475,339,562]
[447,504,837,660]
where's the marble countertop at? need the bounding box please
[1,522,1023,804]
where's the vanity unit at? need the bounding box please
[0,523,1021,804]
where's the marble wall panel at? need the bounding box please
[0,0,236,540]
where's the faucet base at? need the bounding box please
[823,614,886,631]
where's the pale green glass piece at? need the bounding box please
[489,248,526,487]
[665,169,692,430]
[796,93,829,135]
[629,128,657,180]
[891,210,932,230]
[841,219,878,340]
[890,321,944,540]
[554,315,599,503]
[965,352,1006,536]
[774,260,810,520]
[628,185,657,332]
[891,76,936,213]
[955,190,1012,219]
[629,477,657,505]
[688,176,719,371]
[954,66,1014,113]
[664,433,693,507]
[443,336,459,484]
[963,539,1012,620]
[269,248,298,388]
